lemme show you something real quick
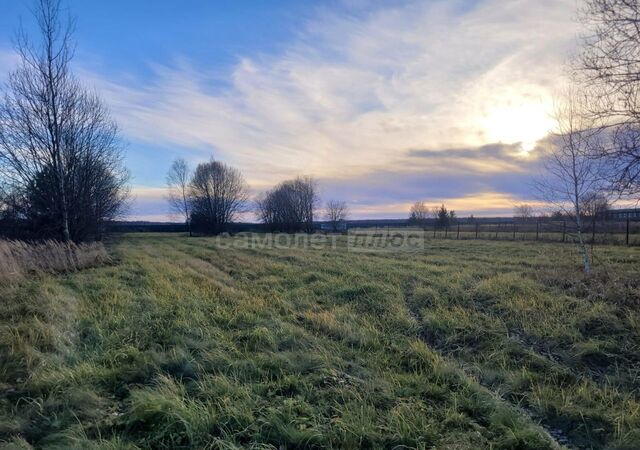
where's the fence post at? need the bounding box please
[445,226,448,239]
[562,221,566,243]
[627,218,630,246]
[535,221,539,241]
[433,222,436,238]
[475,223,479,239]
[457,223,460,239]
[495,224,498,240]
[513,223,516,240]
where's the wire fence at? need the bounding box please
[349,219,640,246]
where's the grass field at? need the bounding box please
[1,233,639,449]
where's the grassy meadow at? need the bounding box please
[1,233,639,449]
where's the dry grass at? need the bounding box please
[1,233,638,449]
[0,239,109,281]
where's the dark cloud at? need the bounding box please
[407,142,548,170]
[318,142,548,216]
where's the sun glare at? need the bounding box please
[481,101,554,152]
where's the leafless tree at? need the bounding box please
[535,92,607,273]
[257,176,319,233]
[513,204,534,222]
[408,201,429,227]
[325,200,348,232]
[166,158,192,235]
[577,0,640,196]
[580,190,611,241]
[580,191,610,220]
[0,0,128,241]
[190,159,248,234]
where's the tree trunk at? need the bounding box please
[575,208,591,274]
[576,224,591,273]
[61,197,71,242]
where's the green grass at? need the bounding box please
[1,233,639,449]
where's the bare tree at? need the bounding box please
[577,0,640,196]
[580,191,610,219]
[325,200,348,232]
[580,190,610,240]
[535,92,607,273]
[408,201,429,227]
[190,159,248,234]
[297,176,319,233]
[513,204,534,222]
[257,176,319,233]
[166,158,192,235]
[0,0,128,241]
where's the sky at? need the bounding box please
[0,0,581,221]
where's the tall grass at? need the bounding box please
[1,233,638,448]
[0,239,109,281]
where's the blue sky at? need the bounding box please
[0,0,580,220]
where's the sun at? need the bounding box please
[481,100,554,152]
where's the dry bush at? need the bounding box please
[0,239,109,281]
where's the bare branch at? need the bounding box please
[325,200,348,232]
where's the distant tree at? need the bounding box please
[0,0,129,241]
[434,204,450,229]
[513,204,534,222]
[449,210,457,224]
[535,91,607,273]
[580,191,610,236]
[550,210,565,220]
[257,176,318,233]
[190,159,248,234]
[430,206,439,222]
[580,191,610,220]
[166,158,192,235]
[325,200,348,232]
[408,201,429,227]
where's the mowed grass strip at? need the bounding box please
[1,233,638,449]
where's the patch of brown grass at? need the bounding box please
[0,239,109,281]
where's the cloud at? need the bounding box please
[319,154,544,216]
[405,142,550,174]
[125,186,169,221]
[0,49,18,80]
[346,192,547,219]
[87,0,576,177]
[3,0,580,219]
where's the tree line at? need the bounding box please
[167,158,348,235]
[408,201,456,229]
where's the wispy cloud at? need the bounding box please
[4,0,581,218]
[0,49,18,80]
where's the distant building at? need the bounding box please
[607,208,640,220]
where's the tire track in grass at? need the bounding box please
[402,284,576,450]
